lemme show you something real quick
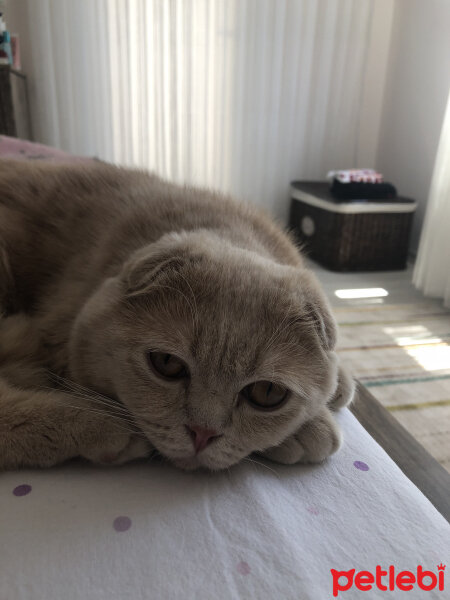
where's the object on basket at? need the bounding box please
[330,179,397,200]
[326,169,383,183]
[289,181,417,271]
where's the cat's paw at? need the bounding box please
[78,419,153,466]
[90,435,153,466]
[328,364,355,410]
[259,408,341,465]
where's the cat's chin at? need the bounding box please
[169,454,234,472]
[170,456,202,471]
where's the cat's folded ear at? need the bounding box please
[121,232,203,297]
[123,248,181,297]
[297,269,337,351]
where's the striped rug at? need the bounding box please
[334,301,450,473]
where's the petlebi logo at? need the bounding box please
[330,563,445,597]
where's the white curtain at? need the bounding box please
[413,86,450,308]
[15,0,393,219]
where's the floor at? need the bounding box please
[350,381,450,521]
[309,259,450,473]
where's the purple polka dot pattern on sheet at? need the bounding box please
[353,460,369,471]
[307,506,319,515]
[113,516,132,532]
[13,484,32,497]
[237,561,251,576]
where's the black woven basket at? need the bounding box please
[289,182,416,271]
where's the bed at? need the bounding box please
[1,137,449,599]
[1,409,448,600]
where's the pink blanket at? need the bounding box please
[0,135,92,163]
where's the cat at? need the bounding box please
[0,160,354,471]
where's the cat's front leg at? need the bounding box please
[259,407,342,465]
[0,379,152,470]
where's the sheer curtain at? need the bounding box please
[13,0,393,218]
[413,87,450,307]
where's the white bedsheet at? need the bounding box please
[1,409,449,600]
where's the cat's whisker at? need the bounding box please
[60,407,149,438]
[49,373,131,411]
[38,386,140,427]
[260,308,296,356]
[47,375,136,418]
[59,403,140,428]
[126,282,198,334]
[68,392,132,417]
[175,270,200,333]
[156,282,198,333]
[243,456,280,477]
[33,383,146,434]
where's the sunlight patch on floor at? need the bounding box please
[405,343,450,372]
[380,323,450,371]
[334,287,389,299]
[382,324,443,347]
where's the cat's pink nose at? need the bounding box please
[186,425,221,454]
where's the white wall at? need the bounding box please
[376,0,450,254]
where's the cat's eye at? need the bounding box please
[239,381,289,411]
[147,351,189,380]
